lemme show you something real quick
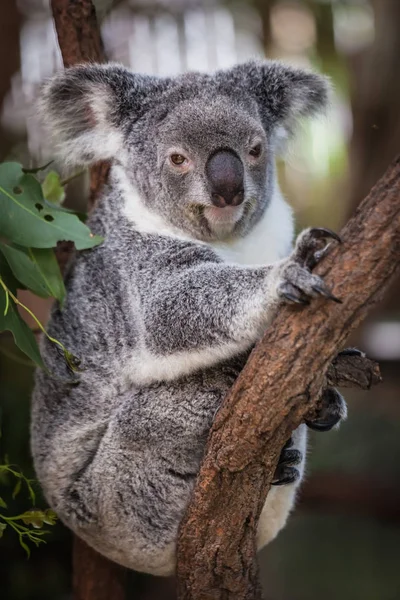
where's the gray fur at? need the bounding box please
[31,60,331,575]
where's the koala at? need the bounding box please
[31,60,348,576]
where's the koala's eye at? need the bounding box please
[249,144,262,158]
[170,154,187,166]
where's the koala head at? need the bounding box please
[40,61,329,241]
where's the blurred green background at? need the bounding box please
[1,1,399,599]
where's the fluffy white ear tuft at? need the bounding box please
[219,60,331,138]
[38,64,123,166]
[38,63,171,167]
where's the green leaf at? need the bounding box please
[26,480,36,506]
[29,248,66,305]
[0,496,7,509]
[19,537,31,558]
[21,510,46,529]
[0,259,44,369]
[0,162,103,250]
[0,523,7,538]
[0,244,66,305]
[0,243,51,298]
[42,509,57,526]
[42,171,65,205]
[0,295,44,368]
[12,478,22,499]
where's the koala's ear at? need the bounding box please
[39,63,170,166]
[220,60,330,136]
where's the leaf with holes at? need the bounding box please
[0,162,103,249]
[0,243,65,304]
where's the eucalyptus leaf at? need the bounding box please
[29,248,66,306]
[0,288,44,369]
[0,255,44,369]
[19,537,31,558]
[0,496,7,509]
[0,243,52,299]
[0,244,65,305]
[42,509,57,525]
[42,171,65,205]
[12,478,22,499]
[0,162,103,250]
[0,523,7,538]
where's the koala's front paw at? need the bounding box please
[272,438,302,486]
[305,386,347,432]
[277,227,342,305]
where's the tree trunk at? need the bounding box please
[0,0,22,160]
[176,158,400,599]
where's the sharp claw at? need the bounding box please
[306,243,333,270]
[338,347,365,357]
[309,227,342,244]
[311,285,343,304]
[282,292,310,305]
[305,414,341,432]
[272,466,300,486]
[283,437,294,450]
[278,449,302,467]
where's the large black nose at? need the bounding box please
[206,149,244,207]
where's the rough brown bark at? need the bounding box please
[176,157,400,600]
[0,0,22,160]
[50,2,123,599]
[51,0,105,66]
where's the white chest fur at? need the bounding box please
[116,165,294,266]
[210,189,294,266]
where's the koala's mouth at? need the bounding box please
[204,205,244,226]
[187,197,257,239]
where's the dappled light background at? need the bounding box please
[0,1,399,599]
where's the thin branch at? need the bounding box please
[177,157,400,600]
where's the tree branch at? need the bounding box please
[51,0,105,66]
[176,157,400,600]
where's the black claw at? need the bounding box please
[305,386,346,432]
[283,437,294,450]
[305,244,333,270]
[272,466,300,486]
[305,413,341,432]
[278,449,302,467]
[282,291,310,305]
[309,227,342,244]
[338,347,365,357]
[311,285,343,304]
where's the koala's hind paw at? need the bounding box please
[272,438,302,486]
[277,227,342,306]
[305,387,347,432]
